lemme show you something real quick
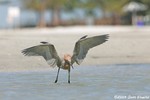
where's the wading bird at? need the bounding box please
[22,34,109,83]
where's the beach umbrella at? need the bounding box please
[123,1,148,25]
[123,1,148,12]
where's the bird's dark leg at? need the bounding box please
[55,67,60,83]
[68,68,71,83]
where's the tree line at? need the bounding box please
[24,0,150,27]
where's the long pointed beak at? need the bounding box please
[69,62,74,69]
[71,65,74,69]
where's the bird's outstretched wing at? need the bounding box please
[71,34,109,65]
[22,43,61,67]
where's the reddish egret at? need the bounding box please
[22,34,109,83]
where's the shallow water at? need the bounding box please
[0,64,150,100]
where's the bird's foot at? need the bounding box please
[68,80,70,84]
[54,80,58,83]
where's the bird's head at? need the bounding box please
[64,54,71,62]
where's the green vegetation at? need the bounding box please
[23,0,150,26]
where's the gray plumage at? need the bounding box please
[22,34,108,67]
[22,43,62,68]
[71,34,109,65]
[22,34,109,83]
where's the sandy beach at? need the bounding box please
[0,26,150,72]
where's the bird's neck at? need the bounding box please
[62,59,71,70]
[64,59,71,66]
[64,54,71,62]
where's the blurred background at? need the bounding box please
[0,0,150,29]
[1,1,150,99]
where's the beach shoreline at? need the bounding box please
[0,26,150,72]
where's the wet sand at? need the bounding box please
[0,26,150,72]
[1,64,150,100]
